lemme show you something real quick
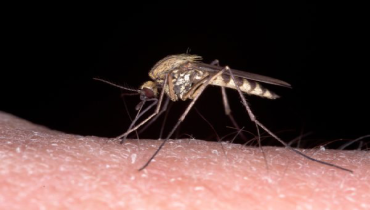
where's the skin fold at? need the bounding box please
[0,111,369,210]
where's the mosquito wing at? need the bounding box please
[195,62,291,88]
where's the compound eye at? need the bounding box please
[142,88,155,99]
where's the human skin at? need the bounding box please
[0,111,369,210]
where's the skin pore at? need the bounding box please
[0,111,369,209]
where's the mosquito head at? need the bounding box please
[139,81,158,101]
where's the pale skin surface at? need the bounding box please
[0,111,369,210]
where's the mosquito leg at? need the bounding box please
[126,97,146,141]
[121,99,157,144]
[212,58,264,166]
[220,86,249,142]
[138,69,226,171]
[137,96,170,138]
[210,59,248,142]
[254,121,269,170]
[158,97,172,139]
[225,66,353,173]
[117,99,160,142]
[116,73,169,141]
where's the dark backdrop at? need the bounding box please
[1,2,368,149]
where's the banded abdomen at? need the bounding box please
[210,74,279,99]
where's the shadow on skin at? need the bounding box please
[0,111,369,209]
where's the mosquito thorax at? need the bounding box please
[139,81,158,100]
[149,54,202,80]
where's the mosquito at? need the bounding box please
[95,54,353,173]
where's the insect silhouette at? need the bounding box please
[95,54,353,173]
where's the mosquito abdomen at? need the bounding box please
[211,74,279,99]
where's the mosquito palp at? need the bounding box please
[95,54,353,173]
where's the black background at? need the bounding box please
[1,2,368,149]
